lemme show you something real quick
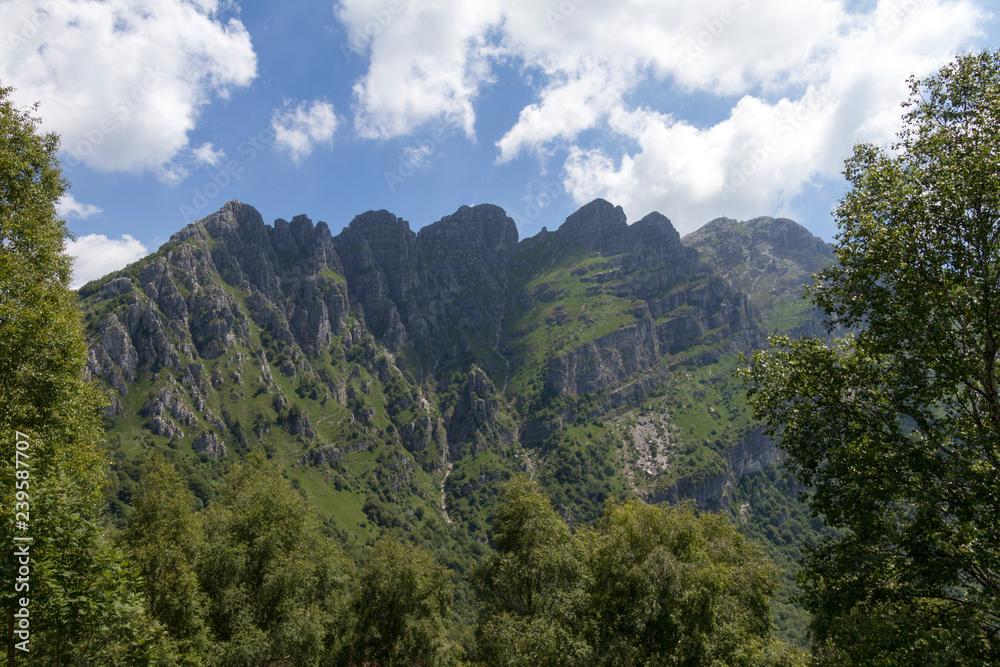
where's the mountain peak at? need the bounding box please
[417,204,519,260]
[688,216,833,259]
[632,211,682,252]
[556,198,627,249]
[341,209,413,239]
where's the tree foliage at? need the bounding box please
[475,478,804,666]
[125,453,211,664]
[0,83,160,665]
[586,500,799,666]
[474,477,592,666]
[198,453,354,666]
[348,537,462,666]
[744,51,1000,664]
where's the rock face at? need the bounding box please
[333,209,415,347]
[86,198,765,412]
[648,426,782,510]
[333,204,519,358]
[192,430,228,459]
[446,367,516,457]
[82,197,811,536]
[512,199,766,399]
[556,200,694,261]
[683,216,835,334]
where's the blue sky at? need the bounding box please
[1,0,996,286]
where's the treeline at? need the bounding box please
[10,446,808,665]
[106,451,460,666]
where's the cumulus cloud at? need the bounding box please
[338,0,988,230]
[272,100,339,164]
[0,0,257,175]
[338,0,501,139]
[56,194,103,220]
[66,233,149,288]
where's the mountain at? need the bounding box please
[684,216,835,335]
[80,198,835,633]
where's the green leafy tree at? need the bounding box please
[474,478,592,666]
[0,84,159,665]
[347,537,462,666]
[585,500,804,667]
[743,51,1000,664]
[198,453,353,666]
[125,454,210,665]
[475,479,800,666]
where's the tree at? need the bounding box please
[743,51,1000,664]
[0,84,158,665]
[474,478,803,666]
[125,454,210,664]
[585,500,804,666]
[198,453,353,666]
[348,537,462,666]
[473,477,592,666]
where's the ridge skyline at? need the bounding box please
[80,196,822,292]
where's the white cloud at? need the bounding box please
[193,142,225,166]
[272,100,339,164]
[338,0,501,139]
[66,233,149,288]
[338,0,988,230]
[56,194,103,219]
[0,0,257,175]
[560,0,986,230]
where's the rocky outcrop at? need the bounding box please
[84,200,356,378]
[546,318,661,397]
[285,406,316,440]
[535,200,766,398]
[192,430,228,458]
[87,314,138,392]
[398,414,434,453]
[333,209,415,346]
[556,199,699,264]
[413,204,518,349]
[332,204,519,356]
[650,426,780,510]
[100,276,134,299]
[446,367,516,456]
[298,445,342,467]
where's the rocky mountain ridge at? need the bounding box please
[81,198,833,560]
